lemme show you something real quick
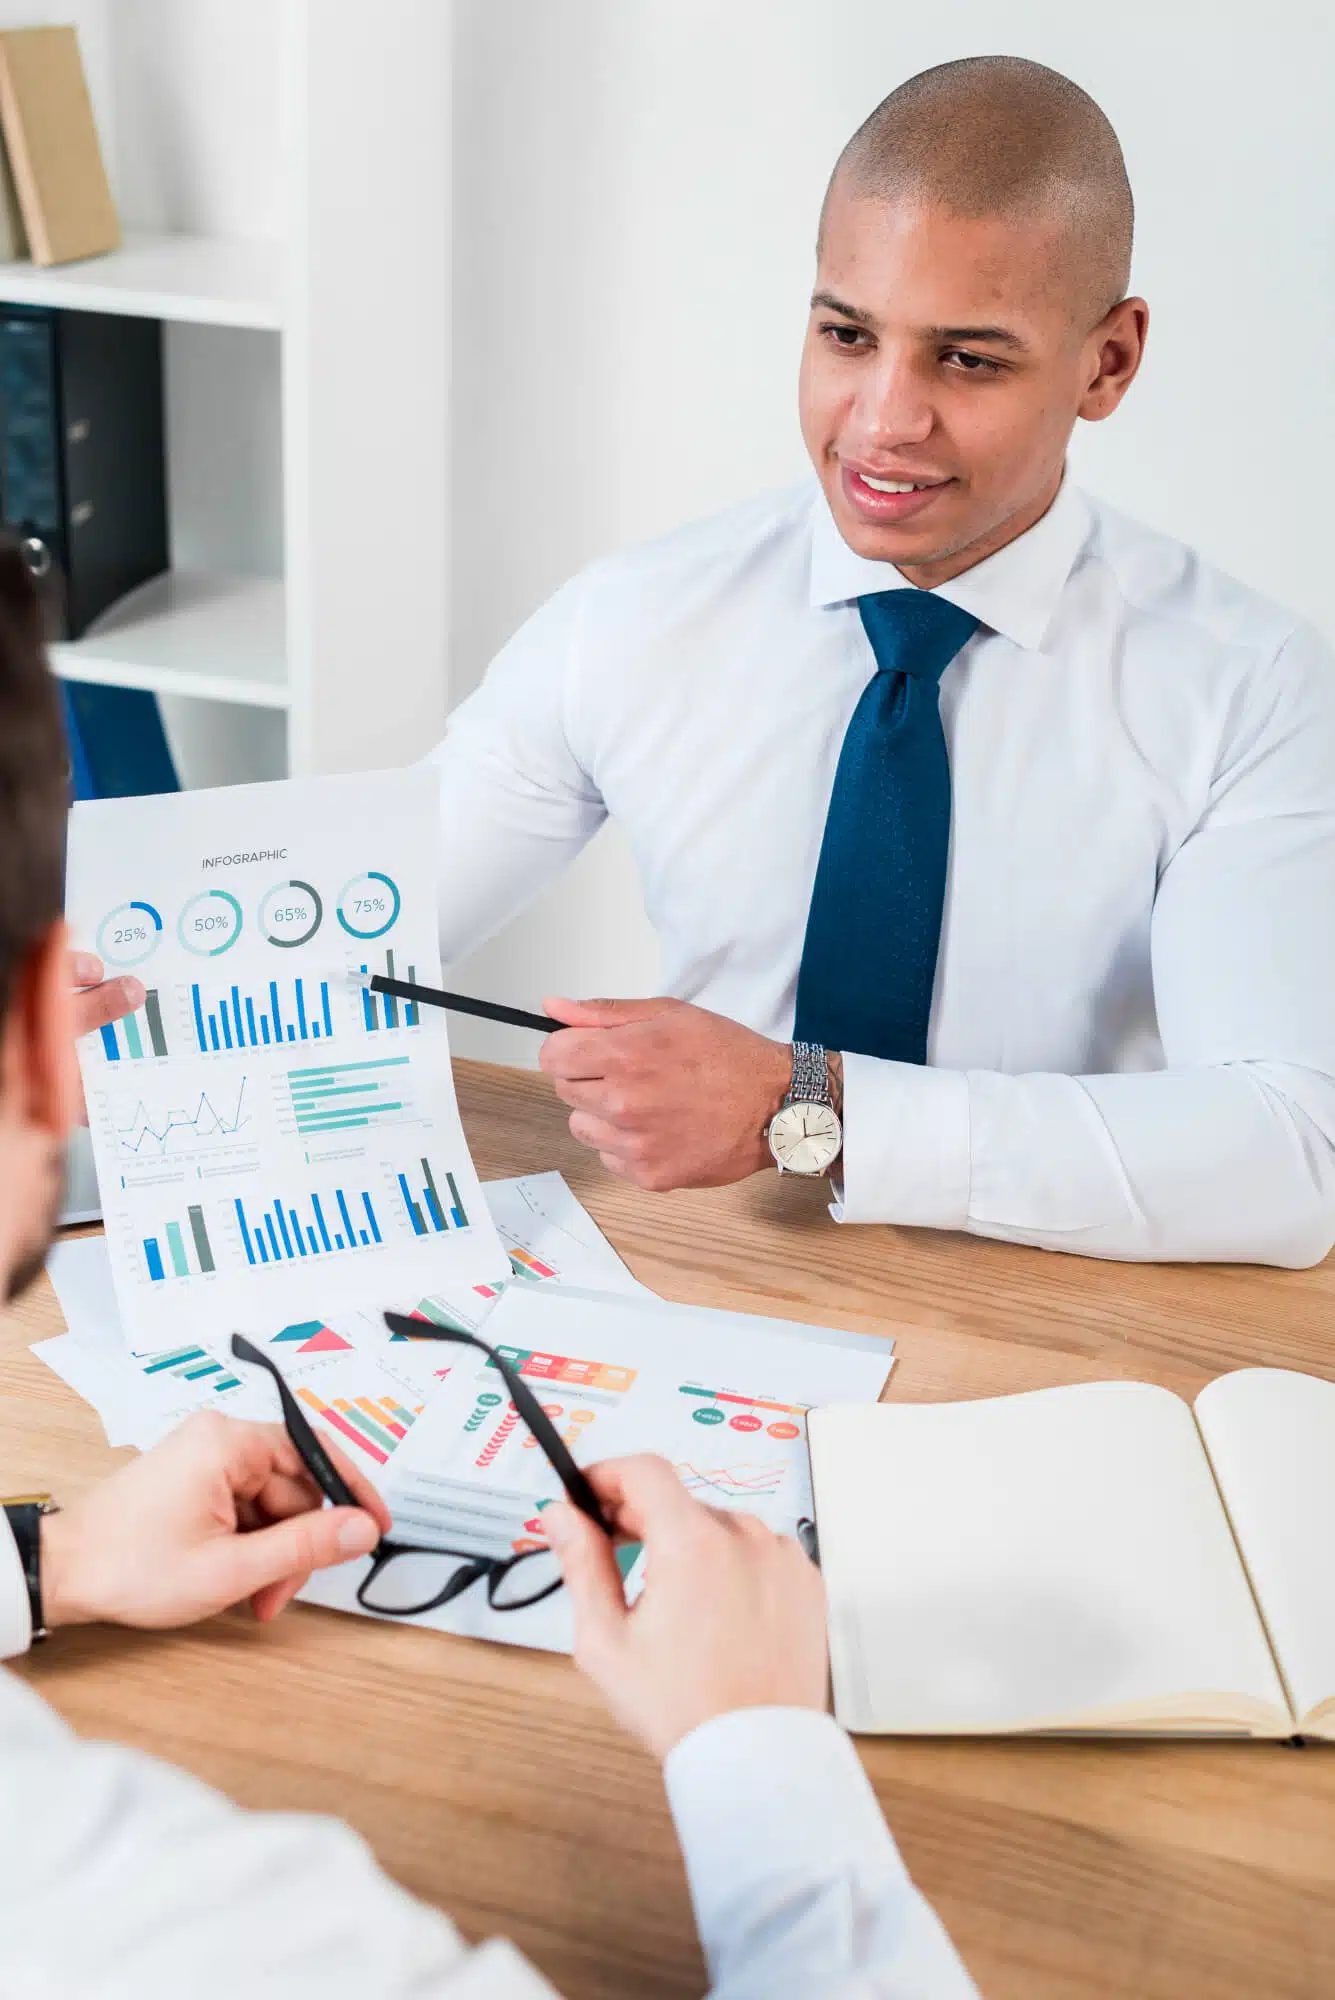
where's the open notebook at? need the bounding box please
[808,1368,1335,1739]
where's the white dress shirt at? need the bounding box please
[432,477,1335,1265]
[0,1528,977,1998]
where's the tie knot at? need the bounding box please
[857,588,980,684]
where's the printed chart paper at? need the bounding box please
[65,770,507,1352]
[41,1175,643,1454]
[413,1168,652,1337]
[299,1284,895,1655]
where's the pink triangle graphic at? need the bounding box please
[299,1325,353,1354]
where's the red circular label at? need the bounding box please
[729,1413,763,1432]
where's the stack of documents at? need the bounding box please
[44,766,895,1657]
[43,1170,895,1658]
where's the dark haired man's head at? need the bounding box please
[800,57,1147,583]
[0,544,76,1299]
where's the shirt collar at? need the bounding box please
[807,474,1092,653]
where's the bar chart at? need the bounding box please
[282,1055,411,1139]
[99,989,169,1063]
[233,1182,386,1265]
[141,1342,241,1393]
[357,947,420,1031]
[396,1155,469,1235]
[493,1343,638,1395]
[296,1384,421,1466]
[141,1205,217,1283]
[507,1246,558,1282]
[190,974,334,1054]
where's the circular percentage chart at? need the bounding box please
[177,889,243,956]
[96,899,163,968]
[259,878,323,948]
[336,870,401,940]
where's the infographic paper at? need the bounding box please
[66,769,507,1351]
[299,1284,894,1654]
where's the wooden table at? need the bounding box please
[4,1059,1335,1998]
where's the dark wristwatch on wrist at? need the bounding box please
[2,1495,58,1642]
[766,1039,843,1177]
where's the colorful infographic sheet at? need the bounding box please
[41,1174,645,1454]
[65,769,508,1352]
[298,1283,895,1655]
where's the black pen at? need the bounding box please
[347,967,560,1035]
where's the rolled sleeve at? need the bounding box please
[833,1055,970,1228]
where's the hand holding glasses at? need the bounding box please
[230,1313,614,1618]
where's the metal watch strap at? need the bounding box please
[788,1039,831,1107]
[2,1499,53,1642]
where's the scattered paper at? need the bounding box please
[299,1283,895,1655]
[41,1183,896,1665]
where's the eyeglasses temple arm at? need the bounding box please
[230,1332,363,1511]
[382,1312,611,1533]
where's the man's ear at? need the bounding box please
[1077,296,1149,423]
[0,920,79,1142]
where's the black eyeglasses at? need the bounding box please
[231,1312,612,1618]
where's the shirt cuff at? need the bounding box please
[833,1055,970,1227]
[664,1706,911,1938]
[0,1514,33,1659]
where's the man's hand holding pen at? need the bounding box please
[540,995,794,1191]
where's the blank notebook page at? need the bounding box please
[812,1382,1289,1734]
[1193,1368,1335,1726]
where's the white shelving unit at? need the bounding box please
[0,0,452,788]
[0,228,283,327]
[48,572,287,708]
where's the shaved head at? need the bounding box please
[824,57,1133,324]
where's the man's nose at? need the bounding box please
[855,354,935,451]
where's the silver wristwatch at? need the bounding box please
[766,1040,843,1177]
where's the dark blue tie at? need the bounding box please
[794,590,980,1063]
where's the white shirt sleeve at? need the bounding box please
[837,624,1335,1267]
[0,1663,557,2000]
[664,1708,979,1999]
[0,1513,31,1658]
[428,571,607,968]
[0,1664,976,2000]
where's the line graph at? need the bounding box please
[115,1076,251,1158]
[674,1462,789,1500]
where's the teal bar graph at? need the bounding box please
[285,1056,410,1137]
[165,1220,189,1277]
[142,1206,217,1284]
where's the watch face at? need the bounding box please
[768,1101,842,1176]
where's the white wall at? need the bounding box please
[446,0,1335,1064]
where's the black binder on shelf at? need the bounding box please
[0,301,178,797]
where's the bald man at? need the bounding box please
[81,58,1335,1264]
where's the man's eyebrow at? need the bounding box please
[810,290,876,327]
[931,324,1029,351]
[809,297,1031,353]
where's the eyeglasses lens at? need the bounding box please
[358,1550,485,1617]
[489,1546,563,1610]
